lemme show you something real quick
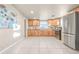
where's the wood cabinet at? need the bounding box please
[48,19,60,26]
[27,29,55,36]
[27,18,60,37]
[28,19,33,26]
[47,29,55,36]
[28,19,40,26]
[28,29,39,36]
[33,19,40,26]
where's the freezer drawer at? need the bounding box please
[63,34,75,49]
[68,35,75,49]
[64,34,69,45]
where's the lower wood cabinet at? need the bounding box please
[27,29,56,37]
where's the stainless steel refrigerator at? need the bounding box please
[62,12,79,49]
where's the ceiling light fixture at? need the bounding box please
[30,10,34,14]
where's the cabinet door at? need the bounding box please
[28,19,33,26]
[47,29,55,36]
[35,29,40,36]
[48,19,59,26]
[28,29,32,36]
[33,19,40,26]
[44,30,48,36]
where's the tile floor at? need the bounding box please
[2,37,79,54]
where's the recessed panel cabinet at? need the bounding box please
[27,29,55,36]
[27,19,59,37]
[28,19,40,26]
[28,19,33,26]
[48,19,60,26]
[33,19,40,26]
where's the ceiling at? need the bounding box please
[13,4,79,20]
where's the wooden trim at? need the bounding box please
[68,5,79,12]
[24,19,26,38]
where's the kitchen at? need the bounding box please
[26,18,61,38]
[0,4,79,54]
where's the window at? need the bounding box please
[40,20,48,29]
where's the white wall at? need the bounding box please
[0,4,24,52]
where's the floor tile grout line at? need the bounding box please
[0,37,25,54]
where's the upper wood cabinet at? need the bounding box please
[28,19,40,26]
[33,19,40,26]
[28,19,33,26]
[48,19,60,26]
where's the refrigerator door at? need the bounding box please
[63,15,68,33]
[68,13,76,35]
[67,15,70,34]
